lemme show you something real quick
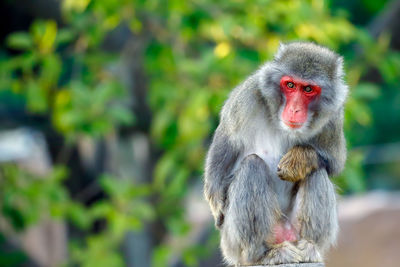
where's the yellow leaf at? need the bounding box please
[63,0,91,13]
[55,89,71,108]
[39,21,58,54]
[214,42,231,58]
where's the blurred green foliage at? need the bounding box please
[0,0,400,266]
[0,164,154,267]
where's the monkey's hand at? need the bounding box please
[277,145,319,183]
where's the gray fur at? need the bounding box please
[295,169,338,254]
[204,128,243,228]
[204,42,347,266]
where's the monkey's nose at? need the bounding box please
[290,108,300,114]
[277,166,281,172]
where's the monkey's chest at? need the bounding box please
[250,131,284,171]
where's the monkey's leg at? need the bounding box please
[220,154,279,265]
[294,168,338,263]
[221,154,300,266]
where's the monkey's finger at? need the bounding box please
[277,169,297,182]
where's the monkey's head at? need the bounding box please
[258,42,348,137]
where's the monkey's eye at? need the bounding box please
[287,82,294,88]
[304,86,313,93]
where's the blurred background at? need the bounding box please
[0,0,399,266]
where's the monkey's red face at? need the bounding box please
[280,76,321,129]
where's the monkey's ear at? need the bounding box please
[274,42,286,60]
[335,56,345,78]
[335,56,349,105]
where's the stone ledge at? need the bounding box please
[241,263,324,267]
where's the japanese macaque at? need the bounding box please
[204,42,347,266]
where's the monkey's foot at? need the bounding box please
[261,241,302,265]
[296,240,323,263]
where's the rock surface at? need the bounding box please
[245,264,324,267]
[326,192,400,267]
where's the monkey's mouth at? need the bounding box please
[283,120,303,129]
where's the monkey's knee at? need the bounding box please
[237,154,270,180]
[229,154,274,199]
[228,153,271,193]
[241,153,267,168]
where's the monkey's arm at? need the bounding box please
[204,127,242,228]
[278,111,346,182]
[310,112,346,177]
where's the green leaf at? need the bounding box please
[166,216,191,236]
[90,201,112,219]
[26,80,48,112]
[6,32,33,50]
[68,202,92,229]
[352,83,380,100]
[56,28,76,45]
[152,245,171,267]
[108,105,135,125]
